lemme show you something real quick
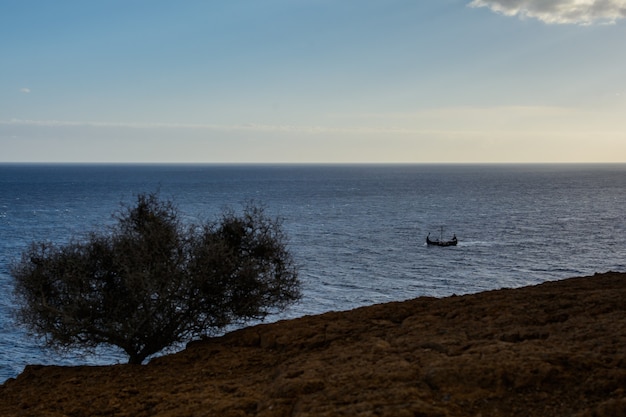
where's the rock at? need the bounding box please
[1,272,625,416]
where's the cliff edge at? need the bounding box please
[1,272,625,416]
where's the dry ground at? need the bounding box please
[1,272,625,417]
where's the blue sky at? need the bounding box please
[2,0,626,163]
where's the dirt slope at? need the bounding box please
[1,272,625,417]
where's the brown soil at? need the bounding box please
[1,272,625,417]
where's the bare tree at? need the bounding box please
[11,193,300,364]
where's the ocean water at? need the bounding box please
[1,163,625,381]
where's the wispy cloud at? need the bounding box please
[20,88,31,94]
[0,119,417,135]
[468,0,626,25]
[4,103,623,140]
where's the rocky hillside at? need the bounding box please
[1,272,625,417]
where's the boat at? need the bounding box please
[426,228,458,247]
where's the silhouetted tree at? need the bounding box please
[11,193,300,364]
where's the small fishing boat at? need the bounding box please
[426,228,458,247]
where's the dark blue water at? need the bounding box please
[1,163,625,381]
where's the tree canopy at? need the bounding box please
[11,193,301,364]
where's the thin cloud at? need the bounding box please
[468,0,626,25]
[20,88,31,93]
[0,119,412,135]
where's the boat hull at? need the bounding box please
[426,235,458,247]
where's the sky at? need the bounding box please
[2,0,626,163]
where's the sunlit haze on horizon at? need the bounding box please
[2,1,626,163]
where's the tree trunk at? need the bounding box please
[127,353,144,365]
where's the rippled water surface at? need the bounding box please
[1,163,625,381]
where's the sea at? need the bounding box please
[1,163,625,382]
